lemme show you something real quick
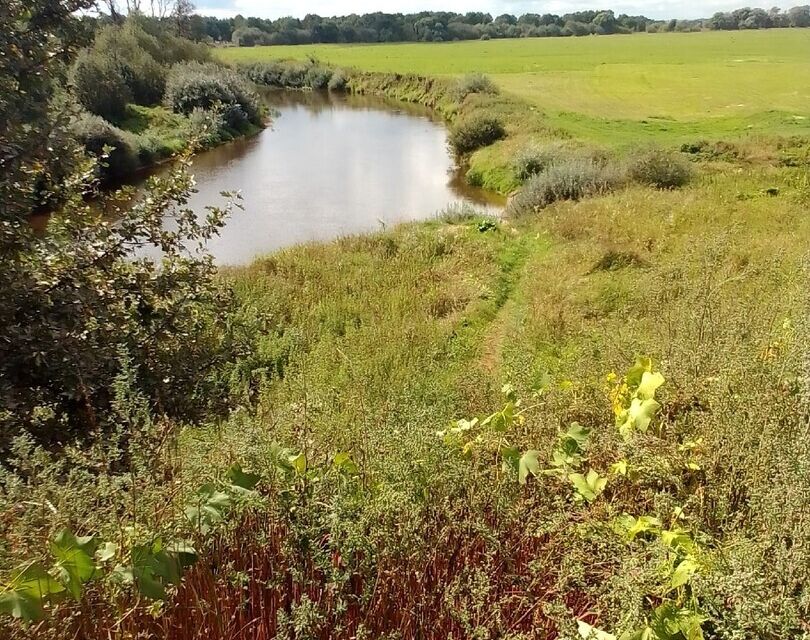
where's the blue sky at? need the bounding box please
[194,0,787,21]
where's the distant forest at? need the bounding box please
[178,6,810,46]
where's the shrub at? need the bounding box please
[92,24,167,106]
[328,69,349,91]
[306,65,333,90]
[512,145,565,182]
[507,159,621,216]
[242,61,286,86]
[454,73,499,100]
[70,49,131,122]
[627,148,693,189]
[448,115,506,155]
[165,62,262,130]
[70,113,139,181]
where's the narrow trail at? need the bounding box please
[478,227,549,379]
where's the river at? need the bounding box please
[166,90,504,265]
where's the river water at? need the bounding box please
[169,90,503,265]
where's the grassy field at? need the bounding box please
[6,27,810,640]
[218,29,810,143]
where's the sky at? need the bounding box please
[194,0,786,21]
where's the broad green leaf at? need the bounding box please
[501,383,517,402]
[97,542,118,563]
[226,463,260,492]
[518,450,542,485]
[569,470,607,502]
[0,591,44,622]
[611,460,628,476]
[619,627,654,640]
[185,484,232,534]
[50,529,97,599]
[615,514,662,541]
[0,563,66,621]
[334,452,360,476]
[637,371,665,400]
[660,529,696,555]
[578,620,617,640]
[626,358,653,389]
[618,398,661,440]
[671,559,698,589]
[165,540,198,568]
[565,422,591,447]
[289,453,307,475]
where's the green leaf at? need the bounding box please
[0,563,65,621]
[565,422,591,447]
[185,484,232,534]
[660,529,696,555]
[501,383,517,402]
[226,463,260,492]
[611,460,628,476]
[671,559,699,589]
[618,397,661,440]
[97,542,118,563]
[518,450,542,485]
[164,540,198,568]
[289,453,307,475]
[578,620,617,640]
[615,514,662,541]
[569,469,607,502]
[637,371,665,400]
[626,357,653,389]
[334,452,360,476]
[50,529,97,599]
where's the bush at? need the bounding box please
[70,50,131,122]
[328,69,349,91]
[627,148,693,189]
[454,73,499,100]
[507,159,621,216]
[70,113,139,181]
[306,65,333,90]
[93,24,167,106]
[512,144,565,182]
[165,62,263,130]
[448,115,506,155]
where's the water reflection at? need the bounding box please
[165,90,503,265]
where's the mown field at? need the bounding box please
[218,29,810,143]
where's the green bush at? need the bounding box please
[448,115,506,155]
[70,113,139,181]
[306,65,334,90]
[454,73,499,100]
[165,62,263,130]
[70,49,131,122]
[512,145,564,182]
[243,61,345,91]
[627,148,693,189]
[92,24,167,106]
[328,69,349,91]
[508,159,621,216]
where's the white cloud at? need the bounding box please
[196,0,791,21]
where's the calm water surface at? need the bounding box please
[174,90,503,265]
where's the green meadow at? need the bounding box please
[218,29,810,143]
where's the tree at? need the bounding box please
[1,0,243,450]
[788,5,810,26]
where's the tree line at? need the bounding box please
[174,6,810,46]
